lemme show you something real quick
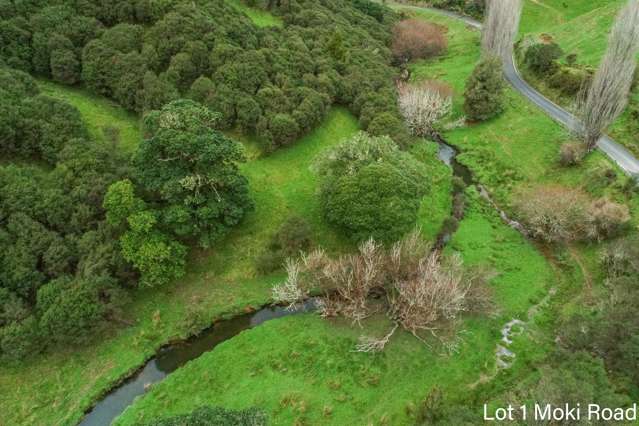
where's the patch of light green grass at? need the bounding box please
[225,0,283,28]
[37,79,142,154]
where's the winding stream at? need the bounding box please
[79,300,316,426]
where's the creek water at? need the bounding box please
[79,299,316,426]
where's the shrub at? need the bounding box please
[398,81,452,137]
[548,66,592,96]
[558,141,586,166]
[256,216,313,274]
[315,132,428,243]
[391,19,447,64]
[515,185,630,243]
[463,56,505,121]
[524,42,563,75]
[272,231,491,350]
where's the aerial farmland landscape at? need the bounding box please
[1,0,639,424]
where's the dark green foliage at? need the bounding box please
[463,56,505,122]
[0,67,88,163]
[316,132,427,243]
[524,42,564,76]
[0,0,406,149]
[144,406,267,426]
[548,65,592,96]
[431,0,485,19]
[50,49,80,84]
[135,100,253,248]
[104,179,187,287]
[256,216,313,273]
[0,68,133,358]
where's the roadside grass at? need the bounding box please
[113,189,553,426]
[225,0,283,27]
[37,79,142,154]
[518,0,639,155]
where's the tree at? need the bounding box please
[398,81,452,137]
[136,100,253,247]
[579,0,639,149]
[524,42,563,76]
[481,0,522,63]
[315,132,427,243]
[391,19,447,64]
[272,231,489,350]
[50,49,80,84]
[104,179,187,287]
[463,56,505,121]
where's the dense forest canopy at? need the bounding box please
[0,0,409,149]
[0,67,132,357]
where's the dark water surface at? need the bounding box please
[79,300,315,426]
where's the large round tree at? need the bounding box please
[135,100,253,248]
[315,132,427,243]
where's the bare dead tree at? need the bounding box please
[272,230,492,351]
[398,82,452,137]
[481,0,523,63]
[579,0,639,149]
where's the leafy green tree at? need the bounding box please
[50,49,80,84]
[135,100,253,247]
[463,56,505,121]
[316,132,427,243]
[104,179,187,287]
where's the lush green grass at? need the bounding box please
[225,0,283,27]
[114,188,553,426]
[413,141,454,240]
[37,79,142,154]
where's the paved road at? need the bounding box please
[391,2,639,179]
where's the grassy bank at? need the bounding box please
[114,189,553,426]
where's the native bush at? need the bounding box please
[137,100,253,248]
[558,141,586,166]
[315,132,428,243]
[515,185,630,243]
[524,42,563,76]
